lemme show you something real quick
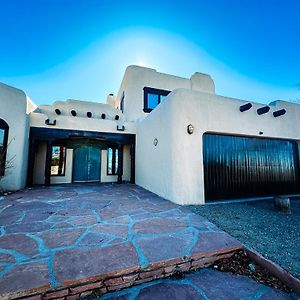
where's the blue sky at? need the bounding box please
[0,0,299,105]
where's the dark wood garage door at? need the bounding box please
[203,133,300,201]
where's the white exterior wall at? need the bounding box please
[30,99,136,135]
[115,65,215,122]
[0,83,35,191]
[137,88,300,205]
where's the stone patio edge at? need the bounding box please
[245,247,300,294]
[0,246,243,300]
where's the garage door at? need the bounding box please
[203,133,300,201]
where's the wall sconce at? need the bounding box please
[153,138,158,146]
[257,106,270,115]
[187,124,194,134]
[239,103,252,112]
[71,110,77,117]
[273,109,286,117]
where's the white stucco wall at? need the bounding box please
[0,83,34,191]
[136,88,300,205]
[115,65,215,122]
[30,99,136,135]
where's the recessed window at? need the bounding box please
[107,148,118,175]
[51,146,66,176]
[143,87,171,113]
[120,91,125,113]
[0,119,9,176]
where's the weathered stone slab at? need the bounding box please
[53,242,139,286]
[0,234,39,257]
[39,228,85,249]
[136,283,203,300]
[191,232,242,256]
[0,261,50,295]
[133,218,187,234]
[91,224,128,238]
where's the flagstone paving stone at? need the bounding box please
[0,183,292,299]
[102,269,297,300]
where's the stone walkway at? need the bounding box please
[0,184,245,298]
[102,268,297,300]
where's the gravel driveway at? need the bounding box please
[189,199,300,279]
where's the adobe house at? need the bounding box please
[1,65,300,204]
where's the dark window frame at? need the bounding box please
[107,147,119,175]
[120,91,125,113]
[0,119,9,176]
[50,145,66,177]
[143,87,171,113]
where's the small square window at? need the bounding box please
[143,87,171,113]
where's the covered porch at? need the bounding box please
[27,127,136,187]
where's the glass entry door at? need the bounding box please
[73,146,101,182]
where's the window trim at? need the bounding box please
[120,91,125,113]
[143,87,171,113]
[107,147,118,176]
[0,119,9,176]
[50,145,66,177]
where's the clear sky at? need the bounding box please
[0,0,299,105]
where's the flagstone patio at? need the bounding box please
[0,183,243,299]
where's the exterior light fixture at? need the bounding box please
[187,124,194,134]
[257,106,270,115]
[239,103,252,112]
[153,138,158,146]
[101,113,106,119]
[87,112,92,118]
[71,110,77,117]
[115,115,120,120]
[273,109,286,117]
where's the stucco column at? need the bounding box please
[117,145,123,184]
[44,141,52,186]
[27,138,36,187]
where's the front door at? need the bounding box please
[73,146,101,182]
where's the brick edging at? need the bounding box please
[245,247,300,294]
[1,246,242,300]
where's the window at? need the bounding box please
[51,146,66,176]
[120,91,125,113]
[107,148,118,175]
[143,87,171,113]
[0,119,9,176]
